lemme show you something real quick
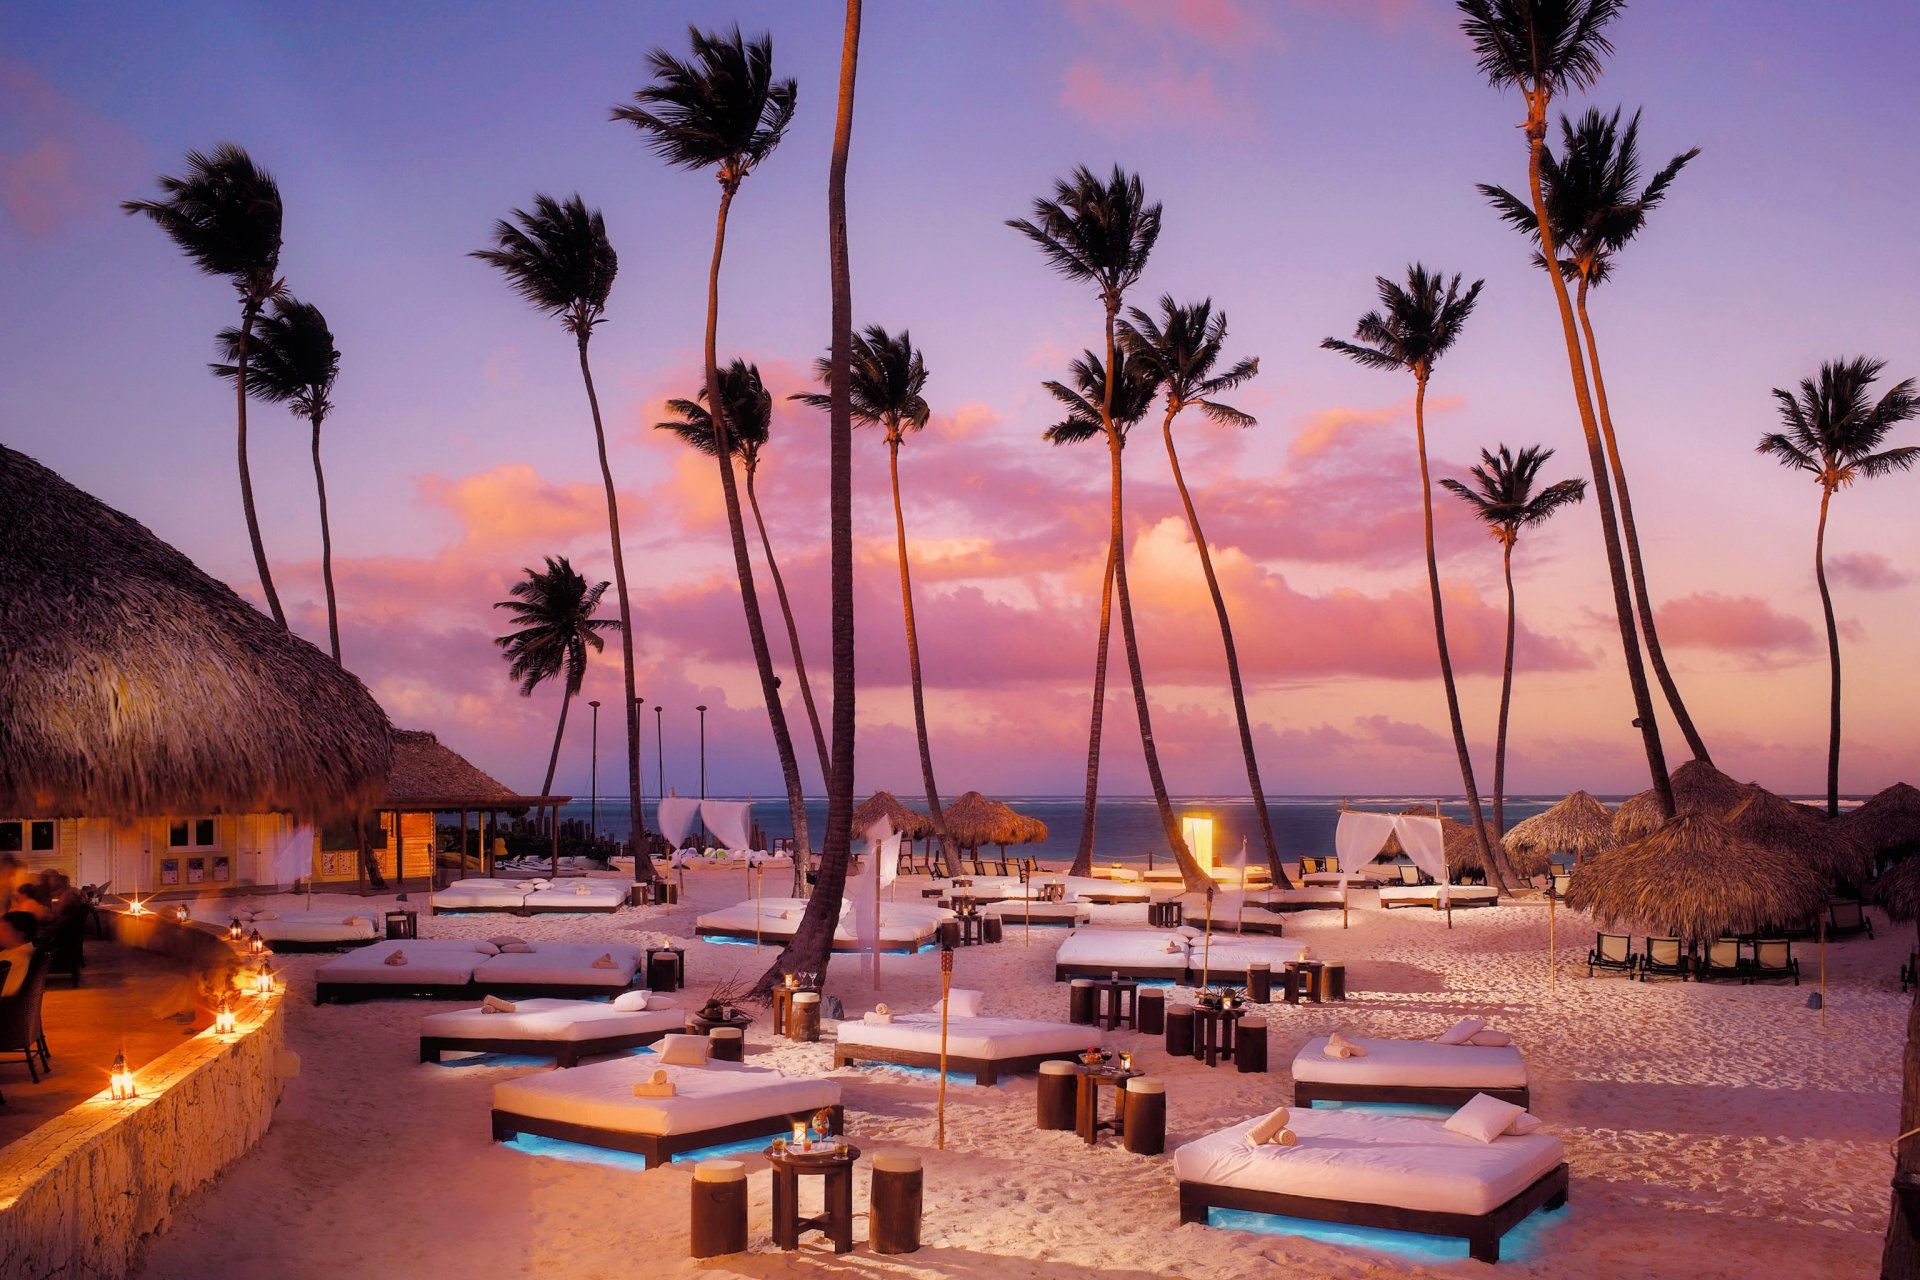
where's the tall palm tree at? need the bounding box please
[494,557,617,802]
[1322,265,1512,893]
[794,326,964,876]
[657,359,831,789]
[1456,0,1676,819]
[1010,167,1208,890]
[470,193,654,882]
[1758,358,1919,817]
[1119,297,1290,888]
[614,26,816,874]
[1439,446,1586,841]
[1479,107,1706,763]
[124,144,288,628]
[212,298,344,662]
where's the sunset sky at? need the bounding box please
[5,1,1918,804]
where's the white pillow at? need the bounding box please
[473,941,501,956]
[642,993,674,1010]
[1468,1028,1512,1047]
[1508,1111,1544,1135]
[1444,1093,1525,1143]
[1435,1017,1487,1046]
[1175,925,1202,941]
[488,935,526,948]
[612,990,649,1011]
[656,1033,710,1066]
[932,989,985,1018]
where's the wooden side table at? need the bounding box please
[1088,978,1137,1031]
[1284,960,1326,1005]
[646,946,685,992]
[686,1010,752,1038]
[1189,1005,1244,1067]
[1074,1066,1139,1145]
[955,914,985,947]
[768,1144,861,1253]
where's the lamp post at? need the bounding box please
[588,699,601,844]
[654,704,665,813]
[697,704,708,847]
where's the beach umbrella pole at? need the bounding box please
[1201,887,1214,991]
[1548,887,1556,993]
[937,947,953,1149]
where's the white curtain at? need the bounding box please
[701,800,754,852]
[272,824,316,887]
[657,797,702,848]
[1392,814,1450,906]
[878,833,902,888]
[1334,810,1397,901]
[846,866,879,951]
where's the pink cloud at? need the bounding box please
[1827,552,1911,592]
[0,59,143,238]
[1065,0,1281,54]
[1059,60,1229,135]
[1655,592,1818,658]
[417,464,633,554]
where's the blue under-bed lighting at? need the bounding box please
[1209,1200,1564,1264]
[502,1132,777,1171]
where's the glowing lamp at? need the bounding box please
[1181,814,1215,873]
[214,1003,237,1036]
[126,898,149,917]
[791,1120,809,1150]
[248,929,267,956]
[173,904,191,923]
[110,1052,137,1101]
[228,918,244,941]
[253,966,275,997]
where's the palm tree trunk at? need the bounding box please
[1880,989,1920,1278]
[233,303,287,628]
[767,0,860,993]
[1494,539,1516,842]
[1413,374,1508,894]
[891,437,961,876]
[542,686,573,799]
[576,339,655,883]
[700,184,813,874]
[1069,537,1118,877]
[1576,283,1710,764]
[1521,90,1675,818]
[1814,486,1842,817]
[1161,408,1290,888]
[310,409,341,663]
[745,466,832,787]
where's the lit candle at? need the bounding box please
[248,929,266,956]
[791,1120,809,1150]
[110,1052,137,1101]
[228,919,244,941]
[215,1004,237,1036]
[253,966,275,997]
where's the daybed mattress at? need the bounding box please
[696,898,950,946]
[1049,876,1153,903]
[475,943,643,988]
[423,998,683,1043]
[1378,885,1500,906]
[317,940,491,986]
[1056,927,1187,969]
[1291,1035,1528,1089]
[1301,871,1389,887]
[1172,1108,1564,1217]
[836,1013,1093,1059]
[247,911,380,944]
[433,880,532,909]
[523,881,630,911]
[493,1056,840,1136]
[1196,936,1311,967]
[986,901,1088,924]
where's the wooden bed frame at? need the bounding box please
[256,936,378,953]
[1380,891,1500,911]
[1291,1079,1531,1109]
[694,924,939,953]
[1053,961,1186,983]
[315,978,641,1004]
[491,1103,845,1169]
[832,1041,1082,1086]
[430,901,625,917]
[421,1026,670,1068]
[1178,1161,1567,1263]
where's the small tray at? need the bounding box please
[768,1143,853,1163]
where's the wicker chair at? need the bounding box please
[1639,937,1690,981]
[1587,932,1639,978]
[1745,938,1800,985]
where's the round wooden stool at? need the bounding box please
[1068,979,1097,1025]
[869,1149,924,1254]
[709,1025,744,1062]
[1235,1018,1268,1074]
[790,991,821,1043]
[689,1159,747,1258]
[1122,1077,1166,1155]
[1165,1005,1195,1057]
[1137,987,1165,1035]
[1037,1060,1078,1130]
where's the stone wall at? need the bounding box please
[0,916,287,1279]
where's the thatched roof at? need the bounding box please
[382,730,558,810]
[1564,812,1828,939]
[943,791,1045,848]
[1844,782,1920,860]
[852,791,936,840]
[0,444,391,823]
[1721,787,1871,888]
[1503,791,1614,878]
[1611,759,1753,844]
[1381,804,1485,871]
[1869,857,1920,924]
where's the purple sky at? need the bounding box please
[5,1,1918,803]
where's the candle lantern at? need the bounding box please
[127,898,149,916]
[228,918,244,941]
[253,965,275,997]
[791,1120,809,1150]
[110,1052,137,1101]
[248,929,266,956]
[215,1003,238,1036]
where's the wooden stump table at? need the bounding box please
[767,1143,861,1254]
[645,946,686,992]
[771,985,820,1038]
[1189,1005,1245,1068]
[1074,1065,1140,1145]
[1087,978,1138,1032]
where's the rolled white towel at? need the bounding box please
[591,953,618,970]
[863,1010,893,1025]
[383,950,407,967]
[1323,1032,1366,1059]
[1245,1106,1291,1146]
[631,1068,675,1097]
[481,995,516,1014]
[1468,1028,1513,1047]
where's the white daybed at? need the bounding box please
[1173,1108,1567,1263]
[522,879,630,913]
[987,900,1089,927]
[473,943,644,996]
[1291,1034,1530,1108]
[1054,927,1189,981]
[421,997,685,1067]
[834,1013,1092,1085]
[1379,885,1500,910]
[233,909,380,951]
[314,939,495,1002]
[490,1055,842,1168]
[694,897,951,952]
[431,878,533,914]
[1047,876,1153,904]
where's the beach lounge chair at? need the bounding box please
[420,997,684,1067]
[1396,863,1425,887]
[834,1009,1092,1085]
[1173,1106,1568,1263]
[1298,857,1323,876]
[1827,900,1873,940]
[1290,1034,1529,1108]
[1638,937,1689,981]
[1696,938,1744,982]
[1744,938,1799,985]
[1586,933,1637,978]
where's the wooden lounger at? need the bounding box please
[491,1103,844,1170]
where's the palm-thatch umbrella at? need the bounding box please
[1565,812,1828,941]
[1846,782,1920,869]
[852,791,936,841]
[1869,857,1920,948]
[0,444,391,825]
[1611,758,1753,844]
[1722,787,1872,892]
[1503,791,1614,879]
[942,791,1047,872]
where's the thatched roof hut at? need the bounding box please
[943,791,1044,849]
[1721,787,1871,889]
[1564,812,1828,939]
[384,730,531,810]
[1611,759,1753,844]
[851,791,936,841]
[0,444,391,823]
[1868,857,1920,932]
[1845,782,1920,865]
[1503,791,1614,878]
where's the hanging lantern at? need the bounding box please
[791,1119,809,1150]
[228,918,244,941]
[214,1003,238,1036]
[110,1052,137,1101]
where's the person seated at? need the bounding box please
[10,882,51,922]
[0,911,39,996]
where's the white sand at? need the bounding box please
[131,872,1903,1278]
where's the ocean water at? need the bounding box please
[558,794,1580,864]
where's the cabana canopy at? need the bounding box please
[0,443,391,823]
[1564,812,1827,939]
[1502,791,1613,878]
[1720,787,1870,890]
[1868,857,1920,932]
[1611,759,1752,845]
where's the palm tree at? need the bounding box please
[470,193,654,882]
[657,359,831,789]
[1119,297,1291,888]
[794,326,964,876]
[1479,107,1706,763]
[1322,265,1513,893]
[614,26,816,875]
[1010,167,1208,890]
[494,557,617,802]
[1758,358,1919,817]
[1439,446,1586,841]
[1456,0,1677,818]
[124,144,289,628]
[212,298,344,662]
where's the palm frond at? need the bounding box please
[612,26,796,177]
[210,296,339,420]
[1457,0,1627,94]
[470,193,617,338]
[1008,164,1161,300]
[123,143,282,300]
